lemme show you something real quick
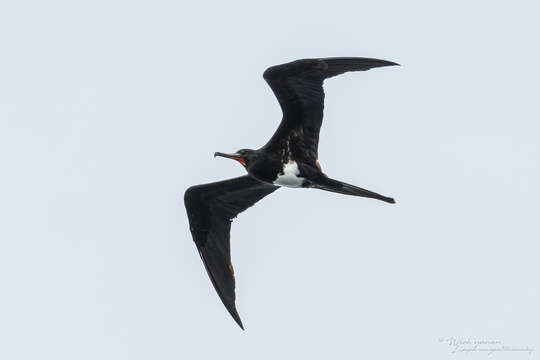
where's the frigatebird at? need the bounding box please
[184,57,398,329]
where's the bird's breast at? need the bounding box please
[273,160,305,188]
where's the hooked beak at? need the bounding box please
[214,152,246,166]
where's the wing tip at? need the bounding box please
[334,57,400,69]
[372,59,400,68]
[381,59,400,67]
[235,315,245,330]
[226,303,245,330]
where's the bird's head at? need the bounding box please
[214,149,257,168]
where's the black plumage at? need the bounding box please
[262,57,397,164]
[184,57,398,329]
[184,176,278,329]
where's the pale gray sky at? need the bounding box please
[1,0,539,359]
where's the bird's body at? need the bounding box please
[184,57,398,329]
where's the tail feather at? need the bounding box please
[310,176,395,204]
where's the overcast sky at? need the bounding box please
[1,0,539,359]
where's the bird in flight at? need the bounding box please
[184,57,398,329]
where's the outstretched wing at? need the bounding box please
[262,57,398,163]
[184,176,279,329]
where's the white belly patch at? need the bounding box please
[274,161,304,188]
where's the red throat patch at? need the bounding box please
[234,157,246,166]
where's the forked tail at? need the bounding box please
[310,176,395,204]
